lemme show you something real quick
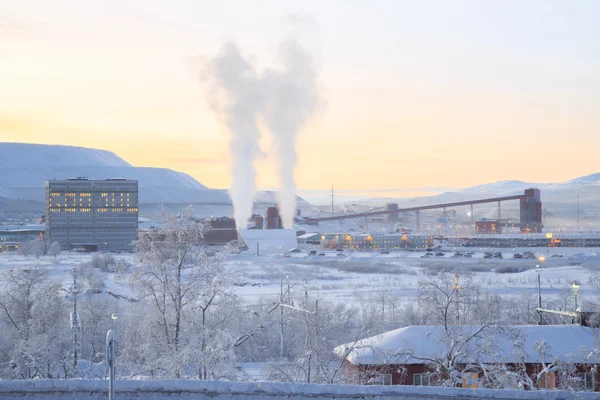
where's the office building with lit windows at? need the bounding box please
[45,178,138,252]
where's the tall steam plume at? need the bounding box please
[205,39,319,230]
[263,40,319,228]
[205,43,264,230]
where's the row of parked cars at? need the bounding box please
[484,252,503,259]
[513,251,536,259]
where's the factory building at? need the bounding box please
[384,203,399,222]
[265,206,282,229]
[45,178,138,252]
[475,220,501,234]
[520,188,543,232]
[320,232,432,250]
[450,233,600,248]
[202,216,238,245]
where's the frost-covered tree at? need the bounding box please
[0,269,72,379]
[418,272,481,329]
[47,241,61,259]
[17,240,32,256]
[31,240,45,259]
[128,206,247,379]
[260,287,375,385]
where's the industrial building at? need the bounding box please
[475,220,501,234]
[202,216,238,245]
[0,224,45,243]
[306,188,544,234]
[320,232,433,250]
[447,233,600,248]
[45,178,138,252]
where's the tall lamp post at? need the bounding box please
[535,265,542,325]
[572,281,580,311]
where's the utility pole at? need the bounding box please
[577,191,580,229]
[280,280,284,359]
[470,204,474,235]
[536,265,542,325]
[69,268,81,369]
[453,274,461,323]
[331,185,334,220]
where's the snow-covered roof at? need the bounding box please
[336,325,600,365]
[297,232,321,239]
[0,224,45,233]
[238,229,298,254]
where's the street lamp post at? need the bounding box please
[572,281,580,311]
[536,265,542,325]
[106,330,116,400]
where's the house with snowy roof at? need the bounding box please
[335,324,600,391]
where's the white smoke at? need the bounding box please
[204,42,264,230]
[263,40,319,228]
[204,37,320,230]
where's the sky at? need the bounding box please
[1,0,599,200]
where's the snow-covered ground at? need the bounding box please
[1,246,599,308]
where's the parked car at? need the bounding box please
[435,252,445,257]
[513,253,523,259]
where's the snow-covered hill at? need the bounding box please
[0,142,132,167]
[0,143,211,203]
[0,143,311,216]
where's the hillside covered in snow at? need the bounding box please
[0,143,310,215]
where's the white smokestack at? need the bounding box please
[262,40,319,229]
[204,42,264,230]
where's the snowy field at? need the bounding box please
[1,246,599,308]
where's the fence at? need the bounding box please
[0,380,597,400]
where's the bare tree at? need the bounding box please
[418,272,480,330]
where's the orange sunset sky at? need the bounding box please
[1,1,599,198]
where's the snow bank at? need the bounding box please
[0,380,596,400]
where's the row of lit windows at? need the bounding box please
[101,193,132,197]
[50,192,94,197]
[49,208,137,213]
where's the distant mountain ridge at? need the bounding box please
[0,143,310,213]
[0,143,132,167]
